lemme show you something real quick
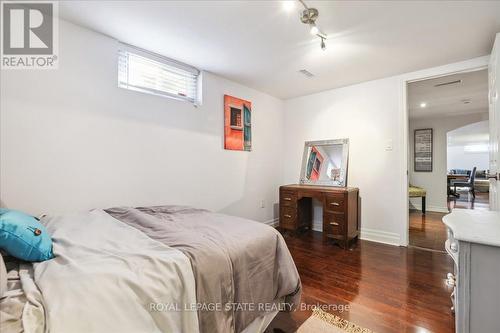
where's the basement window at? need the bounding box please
[118,43,201,105]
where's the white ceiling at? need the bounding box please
[447,120,489,146]
[59,1,500,99]
[408,69,488,119]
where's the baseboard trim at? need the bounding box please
[314,226,400,247]
[411,204,449,213]
[311,220,322,232]
[311,226,322,232]
[275,220,401,247]
[263,218,279,227]
[359,228,400,246]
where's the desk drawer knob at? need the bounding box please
[329,202,340,206]
[283,197,292,201]
[329,222,339,226]
[284,214,292,218]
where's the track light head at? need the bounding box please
[310,24,319,35]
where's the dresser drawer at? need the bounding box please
[325,194,345,212]
[280,206,297,229]
[323,212,345,235]
[280,191,297,207]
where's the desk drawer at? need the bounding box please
[280,206,297,229]
[323,212,344,235]
[280,193,297,207]
[325,194,345,212]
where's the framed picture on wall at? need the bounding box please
[414,128,433,172]
[224,95,252,151]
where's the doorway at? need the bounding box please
[406,69,489,251]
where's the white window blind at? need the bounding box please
[118,43,200,105]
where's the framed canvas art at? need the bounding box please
[414,128,433,172]
[224,95,252,151]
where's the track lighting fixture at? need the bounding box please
[296,0,327,50]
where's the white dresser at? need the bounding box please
[443,209,500,333]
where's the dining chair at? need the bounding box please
[452,167,477,198]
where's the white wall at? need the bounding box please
[447,146,489,171]
[0,20,285,223]
[283,57,490,246]
[447,120,490,171]
[283,77,405,245]
[409,114,488,212]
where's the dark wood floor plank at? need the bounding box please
[267,232,455,333]
[409,192,489,251]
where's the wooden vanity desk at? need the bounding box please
[279,184,359,249]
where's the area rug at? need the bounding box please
[297,308,374,333]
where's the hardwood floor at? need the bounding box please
[408,192,489,251]
[267,232,455,333]
[409,211,448,251]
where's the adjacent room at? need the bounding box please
[1,1,500,333]
[408,69,490,251]
[447,120,490,210]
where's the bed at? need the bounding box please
[0,206,301,333]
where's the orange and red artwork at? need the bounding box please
[224,95,252,151]
[306,146,324,180]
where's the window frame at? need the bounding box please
[118,43,202,106]
[229,105,243,130]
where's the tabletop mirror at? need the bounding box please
[299,139,349,187]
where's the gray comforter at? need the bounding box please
[8,209,200,333]
[105,206,301,333]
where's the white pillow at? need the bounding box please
[0,254,7,297]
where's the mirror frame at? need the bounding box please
[299,138,349,187]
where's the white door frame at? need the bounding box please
[398,56,489,246]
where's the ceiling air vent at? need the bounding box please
[434,79,462,87]
[299,69,314,78]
